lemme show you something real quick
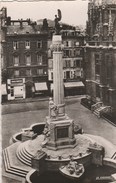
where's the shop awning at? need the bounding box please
[64,82,84,88]
[35,82,47,91]
[51,82,84,90]
[1,84,7,95]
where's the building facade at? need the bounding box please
[1,8,48,100]
[1,7,8,101]
[1,7,85,100]
[48,29,85,96]
[83,0,116,119]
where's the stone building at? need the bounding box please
[1,7,85,100]
[48,29,85,96]
[1,8,48,100]
[1,7,8,101]
[82,0,116,120]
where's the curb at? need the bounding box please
[2,95,85,105]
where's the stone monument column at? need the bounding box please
[45,34,76,150]
[50,35,65,116]
[44,10,76,150]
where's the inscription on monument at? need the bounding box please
[57,127,68,139]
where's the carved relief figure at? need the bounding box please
[49,98,59,118]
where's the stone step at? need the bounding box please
[3,149,27,178]
[18,145,32,161]
[4,148,28,174]
[18,148,32,164]
[93,110,100,118]
[16,142,33,166]
[17,141,33,158]
[93,106,109,118]
[16,149,31,166]
[23,146,33,158]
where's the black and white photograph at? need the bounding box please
[1,0,116,183]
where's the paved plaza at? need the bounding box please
[2,97,116,149]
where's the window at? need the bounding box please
[63,50,70,57]
[25,55,31,66]
[65,60,71,68]
[37,69,43,75]
[70,71,73,79]
[95,54,100,76]
[26,69,31,76]
[13,56,19,66]
[37,55,42,65]
[49,60,53,68]
[14,70,19,77]
[75,41,79,46]
[37,41,42,48]
[106,54,111,85]
[44,69,47,75]
[74,71,76,78]
[74,60,81,67]
[11,86,14,97]
[66,41,69,47]
[68,41,72,47]
[66,71,70,79]
[48,49,52,58]
[25,41,30,49]
[13,41,18,50]
[75,49,80,56]
[96,84,100,98]
[51,72,53,80]
[64,72,66,79]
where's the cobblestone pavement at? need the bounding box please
[2,97,116,149]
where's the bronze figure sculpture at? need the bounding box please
[54,9,62,34]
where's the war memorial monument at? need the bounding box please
[2,9,116,183]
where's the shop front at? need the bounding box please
[34,82,48,96]
[7,78,25,100]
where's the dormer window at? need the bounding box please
[13,41,18,50]
[25,41,30,49]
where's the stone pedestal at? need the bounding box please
[32,150,47,174]
[46,116,76,150]
[88,143,104,166]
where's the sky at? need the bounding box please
[0,0,88,26]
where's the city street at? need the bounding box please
[2,97,116,149]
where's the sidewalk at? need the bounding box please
[2,95,85,115]
[2,96,49,105]
[2,95,85,105]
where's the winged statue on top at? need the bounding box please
[54,9,62,35]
